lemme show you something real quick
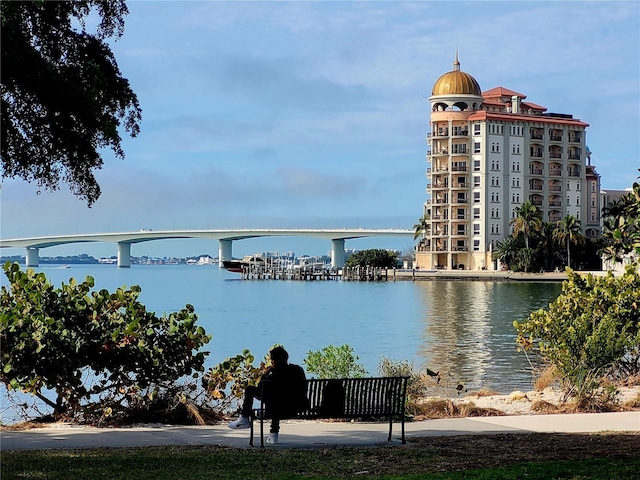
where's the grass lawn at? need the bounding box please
[2,432,640,479]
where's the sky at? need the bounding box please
[1,1,639,259]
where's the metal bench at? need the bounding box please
[250,376,409,447]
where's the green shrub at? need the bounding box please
[514,265,640,409]
[0,262,211,422]
[304,344,368,378]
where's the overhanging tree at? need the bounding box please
[1,1,142,206]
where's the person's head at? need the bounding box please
[269,346,289,366]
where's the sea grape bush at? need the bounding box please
[0,262,211,420]
[514,265,640,409]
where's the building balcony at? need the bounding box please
[452,198,469,204]
[451,165,469,172]
[452,129,469,137]
[531,200,543,206]
[451,246,468,252]
[432,150,449,156]
[549,134,563,142]
[530,133,543,140]
[549,185,562,192]
[568,135,581,143]
[568,170,581,177]
[530,151,543,158]
[549,152,562,159]
[549,201,562,207]
[549,169,562,177]
[453,182,469,188]
[530,168,543,175]
[568,153,581,160]
[530,184,543,191]
[434,130,449,137]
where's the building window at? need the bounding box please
[473,224,480,235]
[474,176,480,187]
[567,181,570,190]
[474,207,480,219]
[474,160,481,172]
[473,239,480,251]
[474,124,481,135]
[474,192,481,203]
[474,142,481,153]
[576,196,580,206]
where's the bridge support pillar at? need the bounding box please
[218,239,232,268]
[117,242,131,268]
[26,247,39,267]
[331,239,345,268]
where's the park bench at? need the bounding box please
[249,376,409,447]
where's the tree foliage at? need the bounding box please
[1,0,142,206]
[0,263,210,420]
[413,214,430,240]
[601,175,640,264]
[304,344,368,379]
[510,201,543,249]
[553,215,585,269]
[514,266,640,408]
[344,249,399,269]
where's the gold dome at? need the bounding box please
[431,55,481,96]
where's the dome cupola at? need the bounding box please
[429,50,482,112]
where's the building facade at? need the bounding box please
[416,54,600,270]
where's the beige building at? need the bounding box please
[416,53,599,270]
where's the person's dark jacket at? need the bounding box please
[259,363,308,417]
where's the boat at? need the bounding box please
[222,255,266,273]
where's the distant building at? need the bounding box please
[416,52,599,270]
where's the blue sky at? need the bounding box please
[1,1,639,259]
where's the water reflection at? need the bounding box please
[415,281,561,392]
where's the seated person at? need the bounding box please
[228,346,307,444]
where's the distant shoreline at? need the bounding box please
[389,269,574,282]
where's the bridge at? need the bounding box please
[0,228,414,268]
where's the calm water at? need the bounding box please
[1,264,562,422]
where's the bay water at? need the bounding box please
[1,263,562,422]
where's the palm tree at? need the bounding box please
[413,214,430,240]
[535,221,558,271]
[553,214,584,269]
[492,237,520,270]
[510,201,542,249]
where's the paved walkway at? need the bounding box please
[2,412,639,450]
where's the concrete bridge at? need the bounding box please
[0,228,414,268]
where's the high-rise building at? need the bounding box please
[416,53,600,271]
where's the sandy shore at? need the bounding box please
[455,386,640,415]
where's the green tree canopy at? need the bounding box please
[510,200,543,249]
[601,176,640,264]
[0,263,210,419]
[553,214,585,269]
[413,214,430,240]
[345,249,399,269]
[1,0,142,206]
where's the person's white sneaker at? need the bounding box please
[228,416,251,429]
[267,433,279,444]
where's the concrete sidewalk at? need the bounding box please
[2,412,639,450]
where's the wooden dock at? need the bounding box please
[239,265,393,281]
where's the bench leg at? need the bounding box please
[401,416,406,445]
[249,418,254,446]
[388,415,393,442]
[260,416,265,448]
